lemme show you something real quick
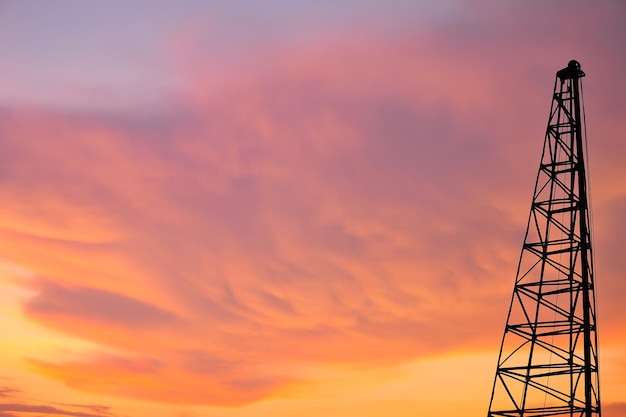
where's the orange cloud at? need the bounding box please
[29,353,292,407]
[604,403,626,417]
[1,1,625,411]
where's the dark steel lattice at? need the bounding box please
[486,60,601,417]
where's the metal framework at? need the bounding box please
[486,60,601,417]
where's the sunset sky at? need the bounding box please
[1,1,625,416]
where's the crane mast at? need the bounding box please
[486,60,601,417]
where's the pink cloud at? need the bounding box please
[0,382,117,417]
[24,280,180,330]
[0,0,625,408]
[0,403,113,417]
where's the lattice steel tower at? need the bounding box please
[486,60,601,417]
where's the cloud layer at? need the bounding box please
[1,0,625,413]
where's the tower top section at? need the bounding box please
[557,59,585,80]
